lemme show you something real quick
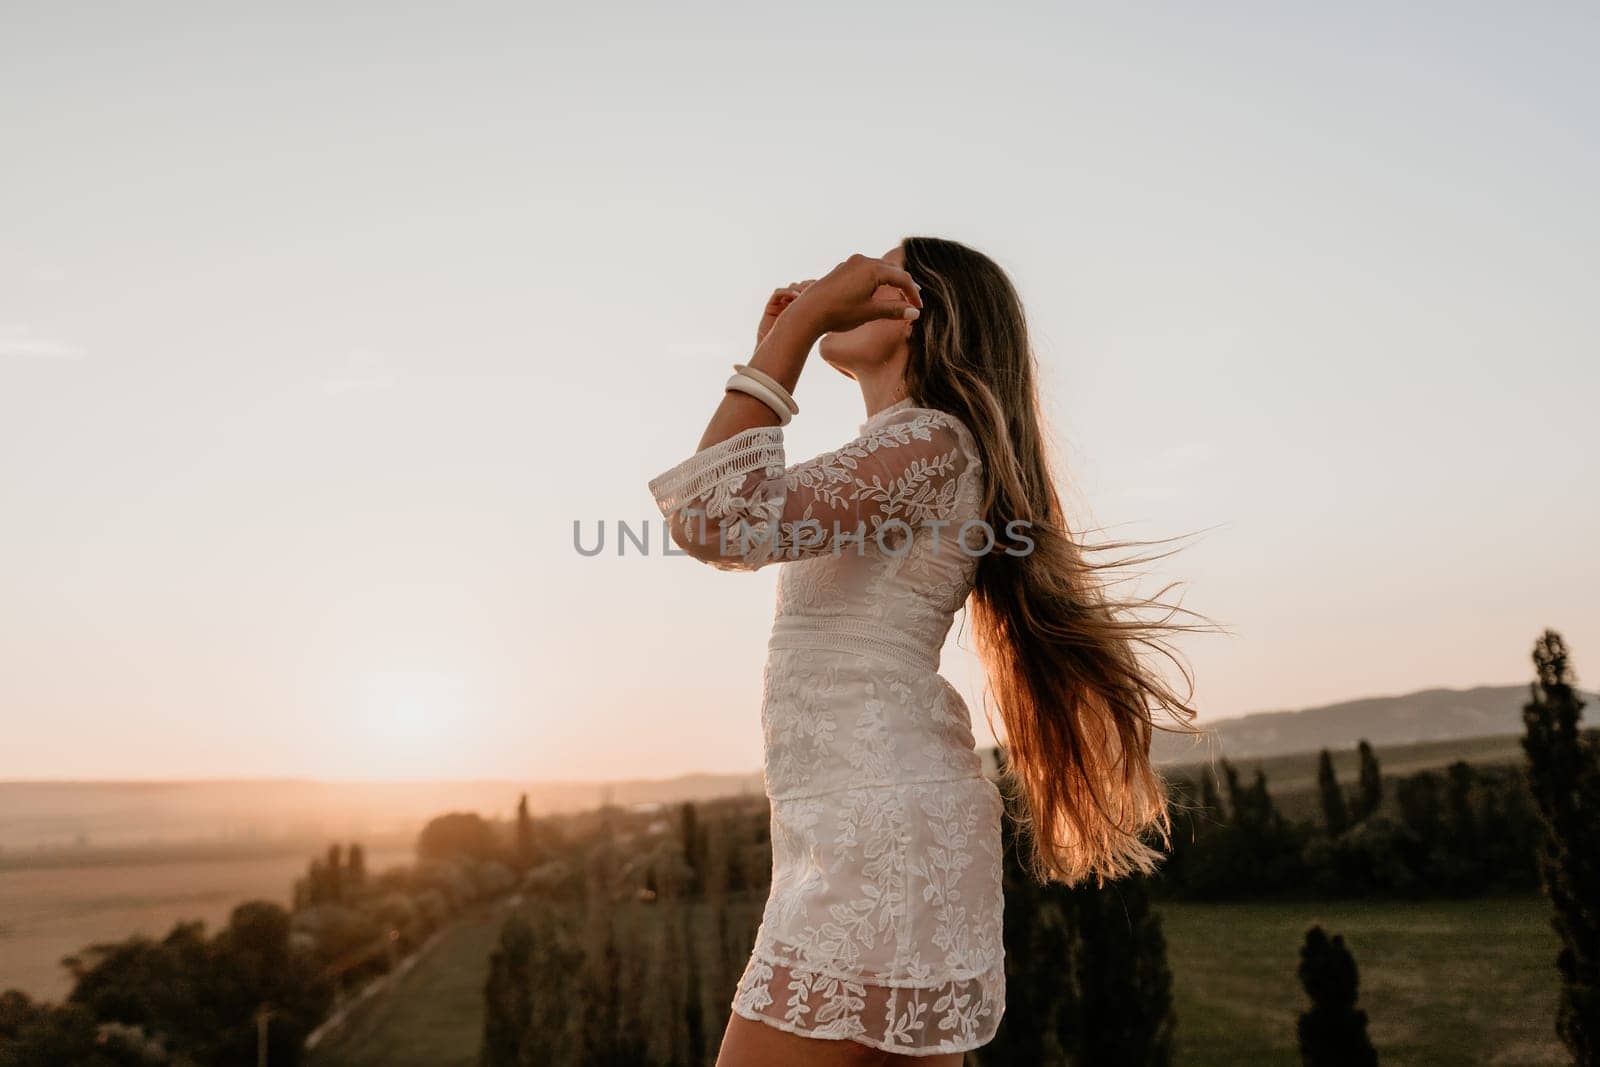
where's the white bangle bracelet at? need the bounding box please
[725,372,794,426]
[731,362,798,415]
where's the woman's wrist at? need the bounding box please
[748,311,820,391]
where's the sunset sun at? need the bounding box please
[363,671,465,750]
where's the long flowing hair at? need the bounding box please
[901,235,1205,885]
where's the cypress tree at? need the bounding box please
[1241,768,1279,829]
[1199,770,1224,826]
[1220,762,1280,829]
[977,778,1075,1065]
[1355,741,1383,821]
[481,914,534,1067]
[978,754,1175,1066]
[346,843,366,893]
[1445,761,1482,890]
[1521,630,1599,1064]
[1070,876,1175,1066]
[326,843,344,903]
[1395,772,1441,841]
[1317,749,1348,837]
[1221,759,1246,823]
[680,802,701,893]
[307,857,328,905]
[515,794,535,872]
[1296,926,1378,1067]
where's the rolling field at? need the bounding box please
[298,895,1570,1065]
[1161,896,1566,1066]
[0,846,410,1000]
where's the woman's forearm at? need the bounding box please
[689,252,921,451]
[694,310,821,451]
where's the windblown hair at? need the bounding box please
[901,235,1205,886]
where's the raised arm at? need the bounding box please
[647,252,937,571]
[684,254,924,454]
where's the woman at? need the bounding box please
[648,237,1197,1065]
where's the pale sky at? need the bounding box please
[2,3,1595,781]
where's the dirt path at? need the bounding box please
[307,902,507,1067]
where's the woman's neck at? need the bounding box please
[857,364,909,420]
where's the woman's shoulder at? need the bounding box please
[868,401,969,433]
[847,401,983,473]
[900,404,983,468]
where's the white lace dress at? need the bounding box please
[647,397,1006,1056]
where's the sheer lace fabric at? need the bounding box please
[648,399,1006,1056]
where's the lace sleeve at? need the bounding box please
[647,407,974,572]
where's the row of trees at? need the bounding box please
[1159,741,1542,899]
[1,902,331,1066]
[480,776,1180,1067]
[1314,740,1383,835]
[0,803,539,1066]
[482,796,771,1067]
[1293,630,1599,1066]
[477,629,1598,1066]
[482,783,1465,1067]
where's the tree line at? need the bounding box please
[1157,738,1543,900]
[0,808,534,1065]
[481,629,1599,1067]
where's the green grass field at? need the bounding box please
[305,896,1567,1066]
[1161,896,1566,1067]
[306,901,509,1067]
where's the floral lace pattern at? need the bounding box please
[648,399,1005,1055]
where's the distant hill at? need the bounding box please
[1155,684,1596,765]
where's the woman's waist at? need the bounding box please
[766,768,992,804]
[758,709,985,801]
[766,613,943,673]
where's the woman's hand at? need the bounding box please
[756,280,814,344]
[782,254,923,337]
[695,255,921,452]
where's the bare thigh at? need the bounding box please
[715,1012,966,1067]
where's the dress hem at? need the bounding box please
[727,1001,1001,1058]
[746,943,1004,991]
